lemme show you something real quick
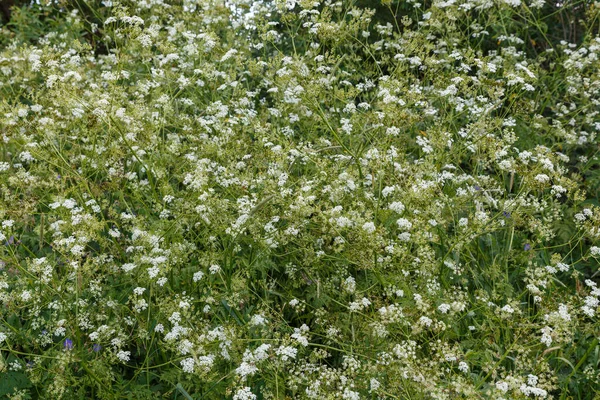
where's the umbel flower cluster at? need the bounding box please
[0,0,599,398]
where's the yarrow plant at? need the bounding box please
[0,0,599,398]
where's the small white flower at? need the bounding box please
[342,388,360,400]
[249,314,267,326]
[343,276,356,293]
[122,263,137,272]
[556,262,569,272]
[236,361,258,378]
[370,378,381,392]
[535,174,550,183]
[398,232,411,242]
[396,218,412,230]
[438,304,451,314]
[501,305,515,314]
[193,271,204,282]
[133,287,146,296]
[362,221,376,234]
[233,387,257,400]
[116,350,131,362]
[389,201,405,213]
[540,326,553,347]
[21,291,32,301]
[181,357,195,373]
[275,346,297,361]
[496,381,509,393]
[156,277,168,286]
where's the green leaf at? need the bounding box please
[0,371,32,396]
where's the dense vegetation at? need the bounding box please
[0,0,599,398]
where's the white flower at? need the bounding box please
[193,271,204,282]
[179,300,190,309]
[591,246,600,256]
[496,381,509,393]
[534,174,550,183]
[501,305,515,314]
[343,276,356,293]
[285,0,296,10]
[275,346,297,361]
[458,361,469,373]
[133,287,146,296]
[389,201,405,213]
[504,0,521,6]
[249,314,267,326]
[540,326,553,347]
[62,199,77,209]
[122,263,137,272]
[116,350,131,362]
[362,222,376,233]
[169,312,182,324]
[386,127,400,136]
[181,357,195,373]
[369,378,381,392]
[438,304,451,314]
[253,344,271,361]
[398,232,411,242]
[233,387,257,400]
[197,355,215,372]
[291,324,310,347]
[236,361,258,378]
[396,218,412,230]
[342,388,360,400]
[556,262,569,272]
[558,304,571,321]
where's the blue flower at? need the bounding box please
[92,343,102,352]
[524,243,531,251]
[64,338,74,350]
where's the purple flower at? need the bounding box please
[92,344,102,352]
[524,243,531,251]
[64,338,74,350]
[503,211,511,218]
[474,185,481,191]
